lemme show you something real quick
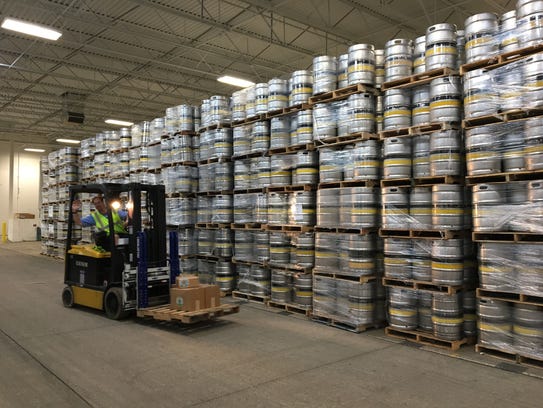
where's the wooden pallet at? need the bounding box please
[382,277,465,295]
[462,108,543,129]
[475,344,543,369]
[385,327,473,351]
[165,192,196,198]
[314,226,378,235]
[231,152,266,160]
[161,161,198,168]
[172,130,197,136]
[268,263,313,273]
[266,103,312,119]
[460,43,543,75]
[231,113,267,127]
[231,258,266,267]
[195,223,232,229]
[476,288,543,306]
[230,223,265,230]
[197,156,232,165]
[232,187,266,195]
[314,131,379,148]
[309,83,379,105]
[379,121,459,139]
[266,300,312,316]
[196,254,232,261]
[266,184,316,192]
[313,271,377,284]
[379,228,465,239]
[382,67,459,91]
[232,291,270,304]
[472,231,543,243]
[136,303,239,324]
[312,313,382,333]
[266,224,314,232]
[196,190,234,196]
[380,175,463,188]
[268,143,316,155]
[318,179,379,189]
[197,122,231,133]
[466,169,543,185]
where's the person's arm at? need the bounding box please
[72,199,83,226]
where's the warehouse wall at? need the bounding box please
[0,141,42,241]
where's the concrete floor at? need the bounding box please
[1,242,542,408]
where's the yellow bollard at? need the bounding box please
[1,222,6,243]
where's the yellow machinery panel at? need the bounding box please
[72,286,104,310]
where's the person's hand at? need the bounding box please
[72,199,82,213]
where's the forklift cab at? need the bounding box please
[62,183,171,319]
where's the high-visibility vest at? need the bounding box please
[91,211,126,235]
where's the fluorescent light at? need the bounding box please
[1,18,62,41]
[105,119,134,126]
[24,148,46,153]
[56,138,80,144]
[217,75,255,88]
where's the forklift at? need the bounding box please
[62,183,179,319]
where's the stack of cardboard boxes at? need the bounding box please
[170,274,222,312]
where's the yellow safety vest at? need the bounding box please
[91,211,126,235]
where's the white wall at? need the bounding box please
[0,141,42,241]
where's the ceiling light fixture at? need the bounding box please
[105,119,134,126]
[56,138,80,144]
[217,75,255,88]
[24,148,46,153]
[1,18,62,41]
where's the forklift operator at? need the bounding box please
[72,195,129,249]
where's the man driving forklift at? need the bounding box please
[71,195,129,250]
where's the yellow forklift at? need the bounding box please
[61,183,177,319]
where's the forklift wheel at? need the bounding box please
[62,286,74,308]
[104,287,129,320]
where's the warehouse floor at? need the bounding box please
[1,242,542,408]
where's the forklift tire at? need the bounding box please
[62,286,74,308]
[104,287,129,320]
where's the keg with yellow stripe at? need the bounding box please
[513,304,543,356]
[383,137,412,179]
[517,0,543,47]
[172,133,193,163]
[353,139,380,181]
[215,161,233,191]
[523,53,543,108]
[196,196,212,223]
[236,263,251,293]
[270,117,290,149]
[432,292,463,340]
[289,191,316,226]
[234,160,251,190]
[382,186,409,228]
[338,53,349,88]
[255,82,269,115]
[418,292,433,331]
[251,121,270,154]
[472,184,505,232]
[250,265,271,296]
[256,156,271,188]
[233,194,253,224]
[375,49,385,88]
[269,232,291,265]
[268,78,289,111]
[348,92,375,134]
[233,125,251,157]
[313,55,337,95]
[212,194,233,224]
[425,23,458,70]
[313,103,336,142]
[384,238,412,279]
[254,231,270,262]
[412,239,432,281]
[215,260,235,292]
[463,69,498,119]
[347,280,376,325]
[317,189,339,227]
[294,273,313,306]
[499,10,518,52]
[525,116,543,170]
[295,232,315,268]
[503,129,526,172]
[429,128,463,175]
[413,134,431,178]
[429,76,461,123]
[270,154,292,186]
[295,110,313,145]
[413,36,426,75]
[464,13,499,64]
[431,239,464,286]
[340,233,376,277]
[197,229,215,256]
[214,127,233,159]
[516,243,543,296]
[319,148,342,183]
[271,269,293,303]
[410,187,432,229]
[388,287,418,330]
[465,126,501,176]
[347,43,375,86]
[315,232,339,269]
[231,90,246,121]
[267,192,289,225]
[478,298,513,348]
[383,89,411,130]
[385,38,413,82]
[431,184,465,229]
[234,230,253,262]
[293,150,318,185]
[412,85,430,126]
[290,70,313,106]
[313,275,337,315]
[345,186,379,229]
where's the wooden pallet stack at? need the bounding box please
[461,45,543,367]
[379,66,477,350]
[308,81,386,332]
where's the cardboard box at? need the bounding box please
[202,284,221,308]
[175,274,200,289]
[170,287,205,312]
[14,213,35,219]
